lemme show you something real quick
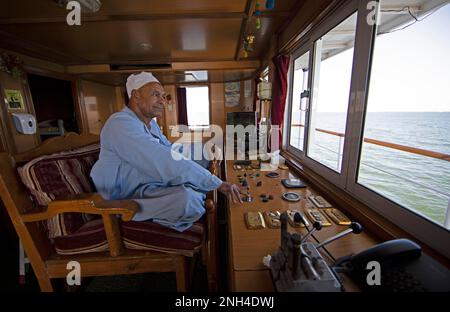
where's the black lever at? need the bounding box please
[280,213,289,254]
[301,220,322,244]
[316,222,363,249]
[294,212,307,225]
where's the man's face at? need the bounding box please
[133,82,167,120]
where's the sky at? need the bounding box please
[314,3,450,113]
[185,86,210,126]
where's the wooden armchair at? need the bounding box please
[0,132,219,292]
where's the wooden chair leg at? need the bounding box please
[206,257,218,292]
[204,197,219,292]
[189,254,197,283]
[28,260,54,292]
[175,256,189,292]
[36,274,53,292]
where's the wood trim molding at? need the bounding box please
[73,79,89,134]
[279,0,342,55]
[0,82,15,153]
[276,0,308,36]
[0,13,247,24]
[173,60,260,71]
[20,75,41,147]
[0,11,291,25]
[67,61,260,74]
[0,119,7,152]
[25,65,76,82]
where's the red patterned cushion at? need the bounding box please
[54,219,108,255]
[53,219,204,257]
[17,143,100,238]
[122,220,204,257]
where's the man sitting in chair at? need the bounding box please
[91,72,241,232]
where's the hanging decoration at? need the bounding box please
[255,1,262,30]
[266,0,275,10]
[0,52,26,84]
[242,35,255,59]
[242,0,275,58]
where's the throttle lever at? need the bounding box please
[316,222,363,249]
[301,220,322,244]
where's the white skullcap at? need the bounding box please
[126,72,160,98]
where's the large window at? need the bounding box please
[185,86,210,129]
[289,52,310,151]
[283,0,450,259]
[357,2,450,227]
[307,12,357,173]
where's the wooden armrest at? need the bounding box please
[21,193,139,223]
[208,160,221,177]
[205,198,216,214]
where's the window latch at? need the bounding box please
[300,91,310,112]
[300,90,310,99]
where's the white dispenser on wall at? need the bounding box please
[11,113,36,134]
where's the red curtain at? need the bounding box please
[270,55,290,149]
[177,87,188,126]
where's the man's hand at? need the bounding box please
[217,182,243,204]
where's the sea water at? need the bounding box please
[291,112,450,226]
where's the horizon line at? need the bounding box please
[316,111,450,113]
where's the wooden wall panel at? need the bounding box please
[163,84,178,141]
[279,0,333,52]
[0,71,39,154]
[80,80,116,135]
[0,126,6,152]
[210,83,225,130]
[114,86,127,112]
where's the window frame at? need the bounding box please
[301,0,359,188]
[344,0,450,258]
[285,44,313,159]
[283,0,450,259]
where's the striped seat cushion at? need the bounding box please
[17,143,100,238]
[54,219,204,257]
[54,219,108,255]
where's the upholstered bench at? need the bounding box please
[0,133,219,291]
[17,141,204,256]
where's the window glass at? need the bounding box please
[186,86,210,128]
[307,12,358,172]
[289,52,310,151]
[358,3,450,227]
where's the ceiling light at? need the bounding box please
[140,43,152,50]
[186,71,208,81]
[57,0,102,13]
